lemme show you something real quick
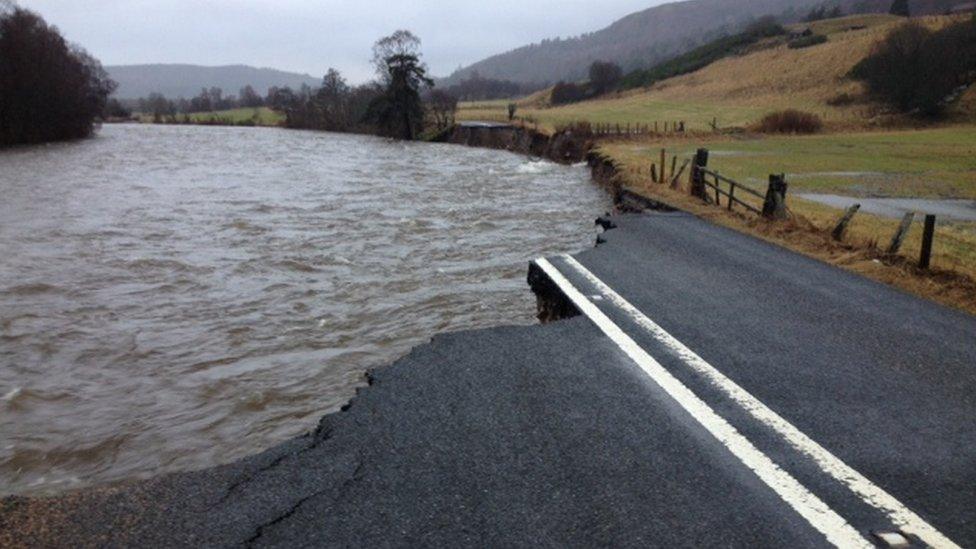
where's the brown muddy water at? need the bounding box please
[0,124,611,496]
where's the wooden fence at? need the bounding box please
[687,148,789,220]
[678,147,939,269]
[592,121,686,138]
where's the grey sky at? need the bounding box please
[21,1,666,83]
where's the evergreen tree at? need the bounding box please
[365,53,432,140]
[365,31,432,140]
[890,0,910,17]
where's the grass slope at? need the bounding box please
[459,14,973,132]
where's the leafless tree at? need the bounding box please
[371,30,423,81]
[427,90,458,130]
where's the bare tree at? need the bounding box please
[427,90,458,130]
[371,30,422,81]
[239,85,263,108]
[314,68,351,130]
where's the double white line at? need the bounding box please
[535,254,959,549]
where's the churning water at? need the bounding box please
[0,124,610,495]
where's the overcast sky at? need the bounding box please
[20,1,666,83]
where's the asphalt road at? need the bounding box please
[2,211,974,548]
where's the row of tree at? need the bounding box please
[0,4,116,147]
[136,30,455,140]
[1,2,454,144]
[438,72,539,101]
[550,61,625,105]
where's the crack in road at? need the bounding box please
[243,456,367,547]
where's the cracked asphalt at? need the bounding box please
[2,211,974,548]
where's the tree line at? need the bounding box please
[2,2,456,144]
[0,3,116,147]
[133,30,457,140]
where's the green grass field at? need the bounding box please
[138,107,285,127]
[604,126,976,199]
[458,98,768,133]
[191,107,284,125]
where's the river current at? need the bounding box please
[0,124,610,495]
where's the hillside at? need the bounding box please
[443,0,965,87]
[107,64,321,99]
[460,13,974,131]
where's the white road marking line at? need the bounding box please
[558,253,961,549]
[533,257,871,549]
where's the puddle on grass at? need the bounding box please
[789,171,885,178]
[797,194,976,222]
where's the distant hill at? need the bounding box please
[107,64,321,99]
[442,0,965,87]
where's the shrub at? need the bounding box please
[755,110,823,134]
[588,61,623,95]
[850,19,976,116]
[826,92,857,106]
[550,81,586,105]
[789,34,828,49]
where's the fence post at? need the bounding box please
[886,212,915,255]
[920,214,936,269]
[832,204,860,241]
[691,148,709,199]
[671,159,690,190]
[762,174,789,220]
[659,149,666,183]
[650,164,658,184]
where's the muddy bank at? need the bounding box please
[442,124,680,215]
[442,123,591,164]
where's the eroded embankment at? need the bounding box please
[442,124,590,165]
[443,124,681,216]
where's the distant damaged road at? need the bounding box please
[3,212,975,548]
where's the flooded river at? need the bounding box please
[0,124,610,495]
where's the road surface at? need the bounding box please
[2,211,974,548]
